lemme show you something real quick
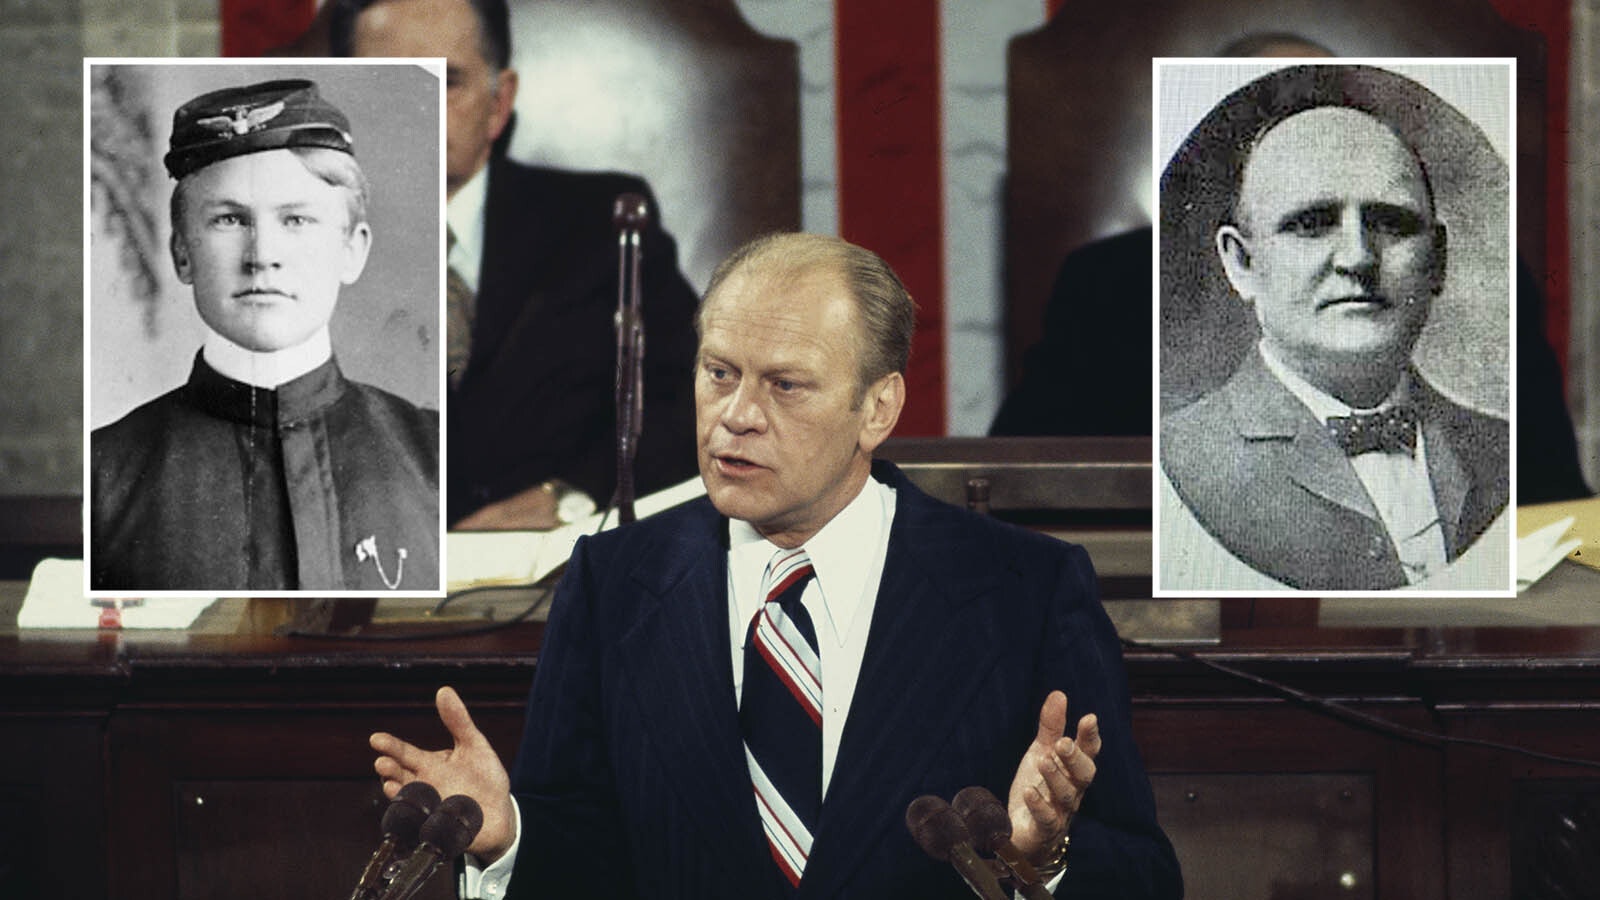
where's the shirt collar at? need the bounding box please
[446,163,490,292]
[1258,339,1411,421]
[202,326,332,389]
[728,474,894,647]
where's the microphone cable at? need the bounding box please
[1120,634,1600,771]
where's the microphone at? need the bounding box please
[953,785,1054,900]
[377,793,485,900]
[349,781,440,900]
[611,192,650,525]
[905,795,1008,900]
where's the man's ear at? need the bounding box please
[488,69,519,144]
[170,231,193,285]
[339,221,374,286]
[857,371,905,455]
[1215,224,1257,302]
[1428,221,1448,295]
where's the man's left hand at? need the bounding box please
[1007,690,1100,862]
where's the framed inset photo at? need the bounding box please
[85,59,446,596]
[1153,59,1515,597]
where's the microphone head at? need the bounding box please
[381,781,440,844]
[612,192,651,231]
[419,794,484,859]
[905,794,972,860]
[952,786,1011,854]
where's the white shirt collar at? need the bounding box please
[446,163,490,293]
[202,326,332,389]
[1258,339,1410,421]
[728,474,894,648]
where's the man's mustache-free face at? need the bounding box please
[1216,106,1443,386]
[172,149,370,353]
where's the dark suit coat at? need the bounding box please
[1161,351,1509,591]
[91,354,439,591]
[448,158,701,523]
[508,460,1180,899]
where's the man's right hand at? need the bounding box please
[370,685,517,863]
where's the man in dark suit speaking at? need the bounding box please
[1159,65,1511,592]
[368,233,1180,898]
[333,0,701,529]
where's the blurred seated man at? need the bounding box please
[332,0,701,529]
[992,36,1587,505]
[365,233,1181,899]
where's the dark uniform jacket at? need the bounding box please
[91,353,439,592]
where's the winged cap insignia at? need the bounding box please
[195,99,287,138]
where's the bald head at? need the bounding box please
[1217,106,1445,407]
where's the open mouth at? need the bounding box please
[713,452,763,473]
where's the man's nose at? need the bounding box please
[243,222,284,270]
[719,379,767,433]
[1331,211,1378,278]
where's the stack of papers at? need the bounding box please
[19,558,215,629]
[447,477,707,591]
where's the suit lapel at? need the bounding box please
[1226,353,1380,522]
[1415,382,1472,557]
[473,162,559,375]
[800,474,1006,897]
[614,512,777,898]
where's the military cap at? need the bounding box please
[164,79,354,179]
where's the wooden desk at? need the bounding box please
[3,585,1599,899]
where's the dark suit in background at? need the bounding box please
[507,460,1180,899]
[448,157,701,524]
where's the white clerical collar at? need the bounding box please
[1258,339,1411,421]
[202,327,333,389]
[446,163,489,293]
[728,472,895,647]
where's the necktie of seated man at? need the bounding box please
[741,547,821,893]
[1326,405,1418,456]
[445,227,475,389]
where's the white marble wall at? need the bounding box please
[1571,0,1600,488]
[736,0,1046,435]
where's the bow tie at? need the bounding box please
[1325,406,1419,456]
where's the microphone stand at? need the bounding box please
[611,193,649,525]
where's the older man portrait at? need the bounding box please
[1157,63,1512,593]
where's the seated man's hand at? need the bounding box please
[370,686,518,863]
[453,484,562,531]
[1006,690,1100,863]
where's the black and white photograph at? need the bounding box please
[85,60,445,595]
[1153,60,1515,596]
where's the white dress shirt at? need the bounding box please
[446,164,489,294]
[464,476,898,898]
[1259,343,1447,584]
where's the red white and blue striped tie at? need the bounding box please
[741,547,821,893]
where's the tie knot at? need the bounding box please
[446,226,458,252]
[1326,405,1418,456]
[762,547,814,605]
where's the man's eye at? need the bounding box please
[1366,208,1424,237]
[283,214,313,228]
[1281,210,1336,236]
[212,213,243,227]
[774,379,797,393]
